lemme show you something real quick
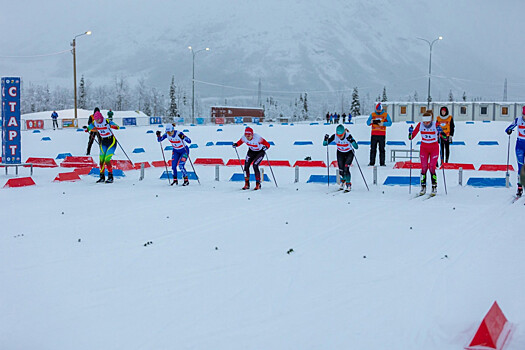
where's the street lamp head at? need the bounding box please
[205,47,210,51]
[438,36,443,40]
[188,46,192,50]
[86,31,92,35]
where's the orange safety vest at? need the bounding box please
[436,115,452,136]
[370,111,388,136]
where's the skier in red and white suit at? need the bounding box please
[232,127,271,190]
[409,110,443,195]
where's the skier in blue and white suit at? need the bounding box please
[505,106,525,197]
[156,123,191,186]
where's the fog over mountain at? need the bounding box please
[1,0,524,110]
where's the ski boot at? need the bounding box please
[344,182,352,193]
[429,174,437,196]
[419,174,426,195]
[171,178,178,186]
[517,183,523,197]
[242,177,250,190]
[182,177,190,186]
[105,172,114,183]
[96,173,106,183]
[339,180,345,191]
[254,181,261,191]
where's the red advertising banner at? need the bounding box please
[26,120,44,129]
[215,117,225,124]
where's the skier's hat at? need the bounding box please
[165,124,174,132]
[422,110,433,123]
[94,111,103,123]
[336,124,345,136]
[244,127,254,136]
[522,106,525,115]
[375,102,383,112]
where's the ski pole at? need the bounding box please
[158,139,172,185]
[409,138,413,194]
[181,139,200,185]
[234,147,245,175]
[506,133,511,185]
[326,140,330,187]
[442,163,448,195]
[111,131,133,164]
[264,152,278,188]
[350,147,369,191]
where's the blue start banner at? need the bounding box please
[2,77,21,164]
[123,117,137,126]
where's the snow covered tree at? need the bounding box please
[351,87,361,117]
[167,76,178,119]
[462,91,467,101]
[414,91,419,102]
[113,76,130,111]
[448,90,454,102]
[381,86,388,102]
[302,92,308,119]
[78,76,87,109]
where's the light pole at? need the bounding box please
[71,30,92,119]
[417,36,442,108]
[188,46,209,124]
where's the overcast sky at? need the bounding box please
[1,0,524,101]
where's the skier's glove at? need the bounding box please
[262,146,268,151]
[373,119,381,125]
[346,134,355,143]
[232,143,237,148]
[440,131,448,140]
[178,133,185,140]
[156,131,161,137]
[408,126,414,140]
[324,134,329,141]
[506,128,513,135]
[448,136,453,143]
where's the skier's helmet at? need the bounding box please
[336,124,345,136]
[165,124,174,133]
[375,103,383,113]
[244,127,254,136]
[522,106,525,116]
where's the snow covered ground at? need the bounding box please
[1,120,524,350]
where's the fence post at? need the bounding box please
[215,164,220,181]
[295,166,299,183]
[373,165,378,185]
[139,162,145,181]
[458,167,463,186]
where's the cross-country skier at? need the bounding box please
[232,127,271,190]
[85,107,120,183]
[156,123,191,186]
[505,106,525,197]
[323,124,358,192]
[409,110,443,196]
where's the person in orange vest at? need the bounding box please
[366,102,392,166]
[436,106,455,164]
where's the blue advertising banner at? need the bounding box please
[149,117,162,124]
[123,117,137,126]
[234,117,243,124]
[2,77,21,164]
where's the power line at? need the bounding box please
[0,48,71,59]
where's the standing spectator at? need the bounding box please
[326,112,330,124]
[342,113,346,124]
[335,113,340,124]
[107,109,114,121]
[505,106,525,197]
[436,106,455,164]
[348,113,353,124]
[86,113,102,155]
[51,111,59,130]
[366,102,392,166]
